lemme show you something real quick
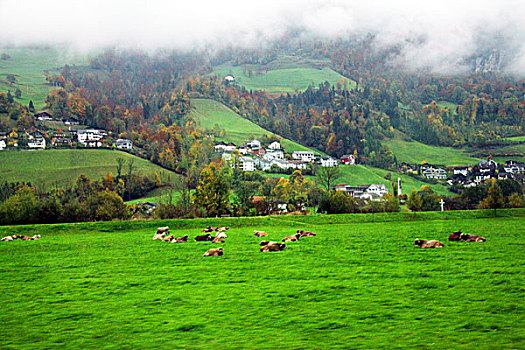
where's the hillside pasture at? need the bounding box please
[0,210,523,349]
[0,47,87,109]
[190,98,318,153]
[213,55,355,94]
[0,149,176,188]
[384,138,481,166]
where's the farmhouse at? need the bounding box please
[0,140,6,150]
[292,151,315,162]
[246,139,261,149]
[422,167,447,180]
[33,112,53,121]
[263,149,284,161]
[268,141,281,150]
[340,154,356,165]
[77,129,107,147]
[214,142,236,152]
[452,166,470,176]
[503,160,524,174]
[27,132,46,149]
[238,157,256,172]
[319,157,338,167]
[335,183,388,200]
[62,117,80,125]
[115,138,133,150]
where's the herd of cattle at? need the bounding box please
[152,225,317,256]
[1,226,486,253]
[413,230,486,248]
[1,234,41,241]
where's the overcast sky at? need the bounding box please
[0,0,523,74]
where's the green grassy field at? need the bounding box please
[0,47,87,109]
[505,136,525,142]
[0,149,176,188]
[384,139,481,166]
[191,98,319,153]
[213,55,355,94]
[0,210,523,349]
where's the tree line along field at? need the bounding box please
[0,149,177,189]
[0,210,523,349]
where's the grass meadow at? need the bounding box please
[0,47,87,109]
[212,55,356,94]
[190,98,318,153]
[383,139,481,166]
[0,210,523,349]
[0,149,177,189]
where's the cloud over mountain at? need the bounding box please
[0,0,523,74]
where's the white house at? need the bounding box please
[292,151,315,162]
[340,154,356,165]
[263,149,284,161]
[214,142,236,153]
[224,75,235,82]
[503,161,525,174]
[238,157,256,172]
[452,166,469,177]
[320,157,338,167]
[77,129,106,147]
[0,140,6,150]
[335,184,388,200]
[288,160,308,170]
[246,139,261,149]
[115,139,132,150]
[27,133,46,149]
[254,158,272,171]
[268,141,281,150]
[238,146,249,155]
[422,167,447,180]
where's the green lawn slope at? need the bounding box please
[191,98,319,153]
[213,56,355,94]
[0,47,87,109]
[0,210,523,349]
[384,138,481,166]
[0,149,176,188]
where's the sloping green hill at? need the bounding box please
[191,98,318,153]
[213,56,355,94]
[0,149,176,188]
[0,47,87,109]
[384,139,480,166]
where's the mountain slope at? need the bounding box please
[190,98,319,153]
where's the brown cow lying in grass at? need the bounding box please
[459,233,486,242]
[203,247,223,256]
[171,235,188,243]
[2,234,41,241]
[156,226,169,234]
[449,230,486,242]
[260,241,286,252]
[195,234,213,242]
[254,230,268,237]
[413,238,444,248]
[202,226,219,233]
[297,230,316,237]
[212,236,225,243]
[217,227,229,232]
[282,233,300,242]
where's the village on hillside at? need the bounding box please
[0,111,132,151]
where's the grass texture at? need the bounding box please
[0,209,523,349]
